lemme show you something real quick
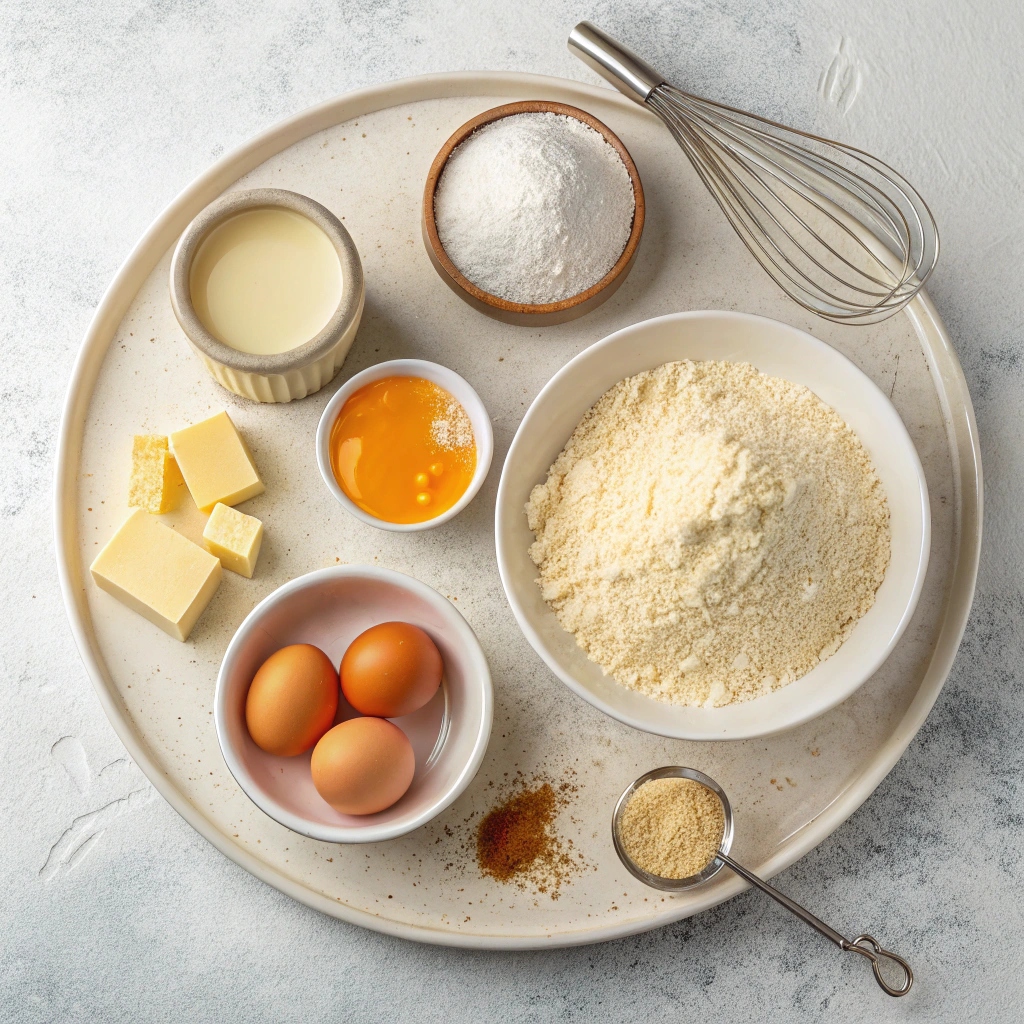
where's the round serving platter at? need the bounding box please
[55,72,981,948]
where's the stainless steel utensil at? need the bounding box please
[613,767,914,997]
[568,22,939,325]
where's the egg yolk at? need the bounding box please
[329,376,476,524]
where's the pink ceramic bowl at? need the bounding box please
[214,565,492,843]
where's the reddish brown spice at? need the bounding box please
[477,783,557,882]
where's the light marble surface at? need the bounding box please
[1,0,1020,1020]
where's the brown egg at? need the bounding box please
[340,621,442,718]
[245,644,338,757]
[311,717,415,815]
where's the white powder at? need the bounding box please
[525,361,891,708]
[430,391,475,451]
[434,112,636,304]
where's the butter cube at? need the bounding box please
[128,435,184,513]
[90,509,222,641]
[170,411,264,513]
[203,502,263,578]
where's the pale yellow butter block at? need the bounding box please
[128,435,185,513]
[90,508,222,641]
[170,410,264,513]
[203,502,263,578]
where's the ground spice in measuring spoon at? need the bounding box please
[618,777,725,879]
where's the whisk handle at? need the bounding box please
[568,22,665,104]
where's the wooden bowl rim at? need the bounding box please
[422,100,645,316]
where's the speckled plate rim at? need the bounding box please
[54,71,982,949]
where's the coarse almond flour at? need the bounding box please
[619,778,725,879]
[525,360,891,707]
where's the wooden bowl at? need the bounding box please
[422,101,645,327]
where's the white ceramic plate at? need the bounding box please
[496,311,931,740]
[215,565,492,843]
[55,73,981,948]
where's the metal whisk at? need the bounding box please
[568,22,939,324]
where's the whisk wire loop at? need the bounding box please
[568,22,939,324]
[705,101,924,286]
[662,111,911,317]
[668,91,914,287]
[649,85,933,322]
[653,101,881,313]
[654,96,904,309]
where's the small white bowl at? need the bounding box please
[495,311,931,741]
[214,565,492,843]
[316,359,493,532]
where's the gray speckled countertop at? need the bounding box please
[2,1,1021,1020]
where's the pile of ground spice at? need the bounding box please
[475,781,579,896]
[618,777,725,879]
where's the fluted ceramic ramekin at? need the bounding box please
[169,188,364,403]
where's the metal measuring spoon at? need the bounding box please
[612,767,914,997]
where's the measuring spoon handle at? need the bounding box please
[842,935,914,998]
[716,852,913,997]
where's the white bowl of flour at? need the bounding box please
[495,311,930,740]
